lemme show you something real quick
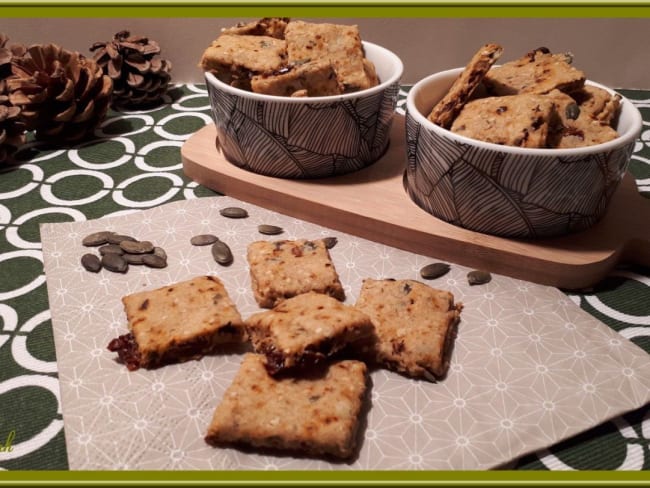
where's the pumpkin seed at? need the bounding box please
[98,244,124,256]
[420,262,450,280]
[190,234,219,246]
[322,237,338,249]
[82,231,115,247]
[81,253,102,272]
[258,224,284,236]
[153,246,167,260]
[211,240,233,266]
[467,270,492,286]
[219,207,248,219]
[101,253,128,273]
[565,103,580,120]
[107,234,137,245]
[120,240,154,254]
[123,253,144,265]
[142,254,167,269]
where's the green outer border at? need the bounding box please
[2,1,650,16]
[0,470,649,486]
[2,1,650,486]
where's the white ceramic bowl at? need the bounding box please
[404,67,643,238]
[205,41,403,179]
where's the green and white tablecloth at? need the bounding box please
[0,84,648,472]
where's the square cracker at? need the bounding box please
[247,238,345,308]
[483,47,585,96]
[427,43,503,129]
[245,291,374,375]
[354,278,462,380]
[107,275,245,370]
[205,353,368,459]
[199,34,287,89]
[220,17,290,39]
[450,94,555,148]
[284,20,378,92]
[251,59,343,97]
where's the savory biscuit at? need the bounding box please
[554,117,619,148]
[450,94,555,148]
[571,84,621,126]
[221,17,290,39]
[284,20,378,92]
[247,238,345,308]
[107,276,245,370]
[427,43,503,129]
[205,353,368,459]
[251,59,343,97]
[545,89,619,148]
[245,292,374,375]
[483,47,585,96]
[354,278,462,380]
[199,34,287,89]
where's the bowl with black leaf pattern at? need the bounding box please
[404,67,643,239]
[205,41,403,179]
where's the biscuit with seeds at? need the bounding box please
[199,34,287,90]
[247,238,345,309]
[251,59,343,96]
[570,85,621,126]
[205,353,368,459]
[450,93,555,148]
[107,275,245,370]
[284,20,378,92]
[245,292,373,375]
[427,43,503,129]
[483,47,585,96]
[220,17,290,39]
[354,278,462,380]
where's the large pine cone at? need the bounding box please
[0,33,26,163]
[7,43,112,144]
[90,31,172,109]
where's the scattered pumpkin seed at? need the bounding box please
[219,207,249,219]
[142,254,167,269]
[106,234,137,245]
[467,270,492,286]
[98,244,124,256]
[322,237,338,249]
[420,262,450,280]
[190,234,219,246]
[258,224,284,236]
[82,231,115,247]
[123,253,145,265]
[211,240,234,266]
[101,253,128,273]
[81,253,102,272]
[153,247,167,260]
[120,240,154,254]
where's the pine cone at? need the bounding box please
[90,31,172,109]
[7,43,112,144]
[0,33,26,164]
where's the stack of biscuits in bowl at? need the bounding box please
[107,236,463,460]
[405,43,642,238]
[198,17,403,179]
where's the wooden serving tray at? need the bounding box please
[182,116,650,289]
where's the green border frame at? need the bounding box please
[2,1,650,16]
[0,470,650,486]
[2,1,650,485]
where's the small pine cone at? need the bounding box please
[7,43,112,144]
[90,31,172,109]
[0,33,26,163]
